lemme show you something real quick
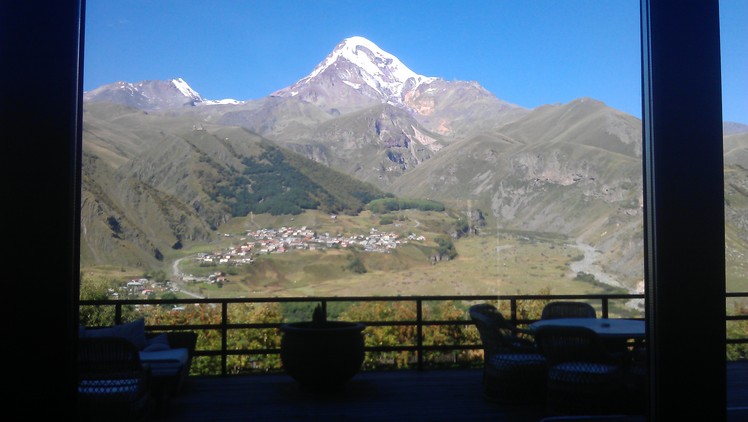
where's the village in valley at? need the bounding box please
[114,224,430,300]
[194,225,427,268]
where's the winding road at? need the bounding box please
[171,257,204,299]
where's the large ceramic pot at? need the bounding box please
[279,321,365,392]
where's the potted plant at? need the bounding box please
[279,304,366,392]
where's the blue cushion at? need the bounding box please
[83,318,148,350]
[140,348,189,377]
[143,333,170,351]
[139,348,188,364]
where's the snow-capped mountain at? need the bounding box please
[84,78,242,110]
[83,36,525,137]
[272,36,435,108]
[270,36,527,134]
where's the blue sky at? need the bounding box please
[84,0,746,123]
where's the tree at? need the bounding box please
[144,269,168,284]
[435,236,458,260]
[159,292,178,309]
[79,273,133,327]
[453,217,469,238]
[344,255,367,274]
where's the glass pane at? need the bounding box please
[80,2,643,308]
[721,0,748,293]
[721,0,748,361]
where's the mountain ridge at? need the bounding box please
[84,78,243,110]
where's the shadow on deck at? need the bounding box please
[149,361,748,421]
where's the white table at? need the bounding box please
[528,318,645,339]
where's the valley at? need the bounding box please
[83,209,638,301]
[79,36,748,299]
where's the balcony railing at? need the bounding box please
[79,292,748,376]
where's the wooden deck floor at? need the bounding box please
[150,362,748,421]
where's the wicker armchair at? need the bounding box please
[77,337,152,421]
[534,325,627,415]
[541,301,596,319]
[145,331,198,396]
[469,303,547,404]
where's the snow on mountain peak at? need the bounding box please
[171,78,203,101]
[200,98,244,106]
[301,36,435,101]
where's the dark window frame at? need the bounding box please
[3,0,726,419]
[641,1,725,419]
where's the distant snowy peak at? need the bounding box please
[84,78,244,109]
[200,98,244,106]
[171,78,203,101]
[275,36,436,106]
[165,79,246,106]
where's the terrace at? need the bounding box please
[151,363,748,421]
[79,293,748,420]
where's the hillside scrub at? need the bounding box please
[367,198,445,214]
[210,145,390,217]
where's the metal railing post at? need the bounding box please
[114,303,122,324]
[221,302,228,376]
[601,298,609,318]
[417,299,423,371]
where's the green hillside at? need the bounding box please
[80,103,390,269]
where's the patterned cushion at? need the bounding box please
[549,361,620,385]
[483,352,547,403]
[78,378,142,395]
[489,353,546,371]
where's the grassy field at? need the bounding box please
[82,207,747,304]
[171,209,627,299]
[79,265,146,283]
